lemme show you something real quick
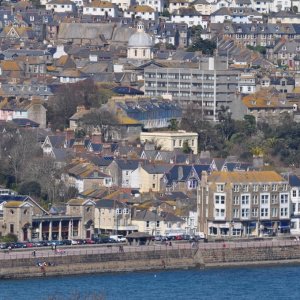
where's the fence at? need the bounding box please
[1,239,300,261]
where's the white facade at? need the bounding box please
[169,0,190,13]
[136,0,164,12]
[124,8,157,20]
[83,1,117,17]
[111,0,133,10]
[46,0,75,12]
[291,186,300,235]
[238,73,256,94]
[171,14,208,28]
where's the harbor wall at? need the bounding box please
[1,245,300,279]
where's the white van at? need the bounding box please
[109,235,126,242]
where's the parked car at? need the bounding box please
[109,235,126,243]
[62,240,72,245]
[25,242,34,248]
[85,239,95,244]
[71,239,78,245]
[14,242,27,248]
[0,243,8,249]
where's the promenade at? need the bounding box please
[1,239,299,260]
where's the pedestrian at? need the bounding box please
[32,250,36,257]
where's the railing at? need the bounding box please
[1,239,300,261]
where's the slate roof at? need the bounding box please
[133,209,164,221]
[95,199,128,208]
[115,159,140,170]
[287,174,300,187]
[12,118,39,127]
[143,164,171,174]
[48,135,66,148]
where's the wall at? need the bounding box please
[2,244,300,279]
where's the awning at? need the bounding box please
[248,222,257,229]
[279,220,290,229]
[261,221,272,229]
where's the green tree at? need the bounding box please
[187,38,216,54]
[18,181,41,197]
[168,119,179,131]
[182,140,192,153]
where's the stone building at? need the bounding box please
[0,197,96,241]
[198,171,291,238]
[127,22,153,60]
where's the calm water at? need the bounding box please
[1,265,300,300]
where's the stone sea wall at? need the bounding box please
[1,245,300,279]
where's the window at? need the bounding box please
[241,208,249,218]
[272,207,278,217]
[241,195,250,205]
[271,194,278,204]
[10,224,14,234]
[179,140,182,147]
[252,195,258,205]
[261,194,269,204]
[260,208,269,217]
[252,208,258,217]
[262,184,268,191]
[215,195,225,204]
[173,140,176,147]
[215,209,225,217]
[271,184,277,191]
[146,221,150,228]
[10,209,14,215]
[156,221,160,227]
[123,208,129,214]
[242,185,248,192]
[282,184,288,191]
[253,184,258,192]
[116,208,122,214]
[280,207,288,217]
[233,185,239,192]
[293,190,297,197]
[152,183,156,189]
[125,171,129,176]
[217,184,224,192]
[280,194,288,204]
[233,208,239,218]
[233,196,239,205]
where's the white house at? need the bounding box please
[136,0,164,12]
[124,5,158,21]
[169,0,190,14]
[83,1,117,17]
[110,0,133,10]
[45,0,76,13]
[193,0,213,15]
[238,73,257,94]
[288,175,300,235]
[171,9,208,28]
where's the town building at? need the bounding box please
[198,171,291,238]
[144,57,241,121]
[140,130,198,154]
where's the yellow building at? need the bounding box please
[140,130,198,154]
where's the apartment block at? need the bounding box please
[198,171,291,238]
[144,57,241,121]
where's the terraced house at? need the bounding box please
[198,171,291,238]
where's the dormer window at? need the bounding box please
[282,46,286,51]
[267,100,271,105]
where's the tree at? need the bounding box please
[182,140,192,153]
[18,181,41,197]
[187,38,216,54]
[168,119,179,131]
[47,79,112,130]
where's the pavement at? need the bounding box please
[1,239,299,260]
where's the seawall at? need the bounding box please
[1,244,300,279]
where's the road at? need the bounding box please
[1,239,300,261]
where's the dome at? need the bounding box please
[128,23,153,48]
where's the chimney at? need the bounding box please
[201,171,208,186]
[91,132,102,144]
[76,105,85,113]
[178,166,183,180]
[65,128,75,143]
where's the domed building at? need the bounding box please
[127,22,153,60]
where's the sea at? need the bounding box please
[1,265,300,300]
